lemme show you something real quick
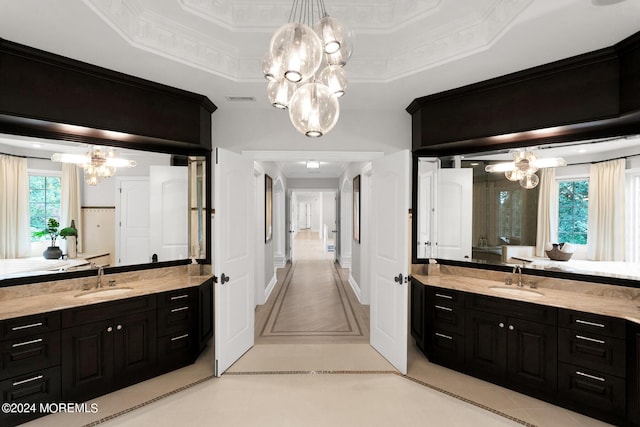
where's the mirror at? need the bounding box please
[417,135,640,281]
[0,134,206,281]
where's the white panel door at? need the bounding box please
[214,148,255,376]
[370,150,410,374]
[149,166,188,262]
[437,168,473,260]
[117,178,149,265]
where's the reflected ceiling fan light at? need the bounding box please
[484,162,515,173]
[51,153,90,164]
[484,148,564,189]
[520,173,540,189]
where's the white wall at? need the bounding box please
[213,108,411,154]
[322,191,336,240]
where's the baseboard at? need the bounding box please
[264,273,277,302]
[338,255,351,269]
[348,274,362,304]
[273,255,286,269]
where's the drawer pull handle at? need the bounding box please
[11,322,43,331]
[435,332,453,340]
[575,319,605,328]
[12,338,43,348]
[576,371,605,382]
[576,335,605,344]
[434,305,452,312]
[170,294,189,301]
[13,375,43,387]
[171,306,189,313]
[435,293,453,300]
[171,333,189,341]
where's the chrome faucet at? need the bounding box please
[92,263,105,288]
[513,265,523,287]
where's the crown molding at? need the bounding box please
[82,0,532,82]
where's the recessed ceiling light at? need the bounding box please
[578,148,588,153]
[470,162,479,166]
[32,143,41,148]
[306,161,320,169]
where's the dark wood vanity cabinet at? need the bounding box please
[61,297,157,401]
[465,296,557,398]
[0,312,62,427]
[157,287,197,373]
[197,278,214,353]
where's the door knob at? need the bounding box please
[221,273,230,285]
[394,273,403,284]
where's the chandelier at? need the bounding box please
[51,146,136,185]
[263,0,353,137]
[484,149,566,189]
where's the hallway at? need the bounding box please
[255,229,368,344]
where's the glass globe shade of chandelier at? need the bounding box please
[263,0,352,137]
[288,82,339,137]
[319,65,347,97]
[519,172,540,189]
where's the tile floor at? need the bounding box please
[22,232,615,427]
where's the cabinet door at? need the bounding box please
[113,311,157,386]
[410,280,426,351]
[61,319,114,401]
[506,317,557,395]
[198,279,214,353]
[465,309,507,380]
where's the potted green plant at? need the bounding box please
[33,218,77,259]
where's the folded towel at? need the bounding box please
[560,243,576,253]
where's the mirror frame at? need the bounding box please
[0,38,214,288]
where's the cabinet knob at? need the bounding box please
[508,325,514,331]
[498,322,504,328]
[116,325,123,331]
[107,326,113,332]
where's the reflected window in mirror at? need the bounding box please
[29,173,62,240]
[558,179,589,245]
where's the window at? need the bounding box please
[29,174,61,241]
[497,189,522,241]
[558,179,589,244]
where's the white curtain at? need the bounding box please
[535,168,558,257]
[0,154,30,259]
[587,159,626,261]
[60,163,83,253]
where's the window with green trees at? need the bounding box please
[29,175,61,241]
[558,180,589,244]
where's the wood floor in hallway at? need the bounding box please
[255,230,369,344]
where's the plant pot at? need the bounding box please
[43,246,63,260]
[545,243,573,261]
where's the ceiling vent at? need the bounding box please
[225,96,256,102]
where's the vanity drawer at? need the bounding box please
[157,288,196,308]
[558,362,625,422]
[429,330,465,368]
[428,287,465,306]
[558,327,625,377]
[558,309,625,339]
[1,312,60,341]
[157,331,194,372]
[428,300,465,335]
[0,331,60,380]
[157,304,194,337]
[0,366,61,427]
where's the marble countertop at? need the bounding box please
[412,273,640,325]
[0,274,213,321]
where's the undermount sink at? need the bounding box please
[488,286,544,298]
[74,287,134,299]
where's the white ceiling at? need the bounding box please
[1,0,639,178]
